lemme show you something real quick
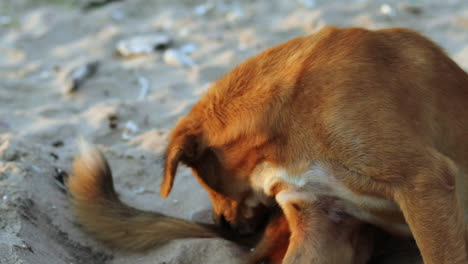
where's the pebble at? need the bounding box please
[83,0,124,11]
[122,120,139,140]
[134,187,146,194]
[2,195,8,201]
[108,114,119,129]
[400,3,423,15]
[163,49,194,67]
[62,61,99,94]
[52,140,64,148]
[116,34,172,57]
[380,4,395,17]
[137,76,149,100]
[49,152,59,160]
[54,168,68,192]
[125,121,138,133]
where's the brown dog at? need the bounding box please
[159,26,468,263]
[69,26,468,263]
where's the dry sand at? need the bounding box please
[0,0,467,263]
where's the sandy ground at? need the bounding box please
[0,0,467,263]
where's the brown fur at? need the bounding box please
[159,27,468,263]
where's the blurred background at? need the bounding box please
[0,1,466,263]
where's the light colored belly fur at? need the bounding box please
[249,161,411,236]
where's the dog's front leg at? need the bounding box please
[393,151,467,264]
[275,190,374,264]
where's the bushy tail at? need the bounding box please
[67,140,219,251]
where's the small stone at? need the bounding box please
[54,168,68,192]
[122,121,138,141]
[2,195,8,201]
[172,199,178,204]
[137,76,149,100]
[83,0,125,11]
[108,114,118,129]
[49,152,59,160]
[134,188,143,193]
[134,187,146,194]
[125,121,138,133]
[380,4,395,17]
[163,49,194,67]
[400,4,423,15]
[116,34,172,57]
[52,140,64,148]
[62,61,99,94]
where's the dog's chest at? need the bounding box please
[251,162,411,236]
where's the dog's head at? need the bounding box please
[159,111,281,234]
[158,37,308,234]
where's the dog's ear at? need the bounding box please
[160,120,203,198]
[190,148,222,194]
